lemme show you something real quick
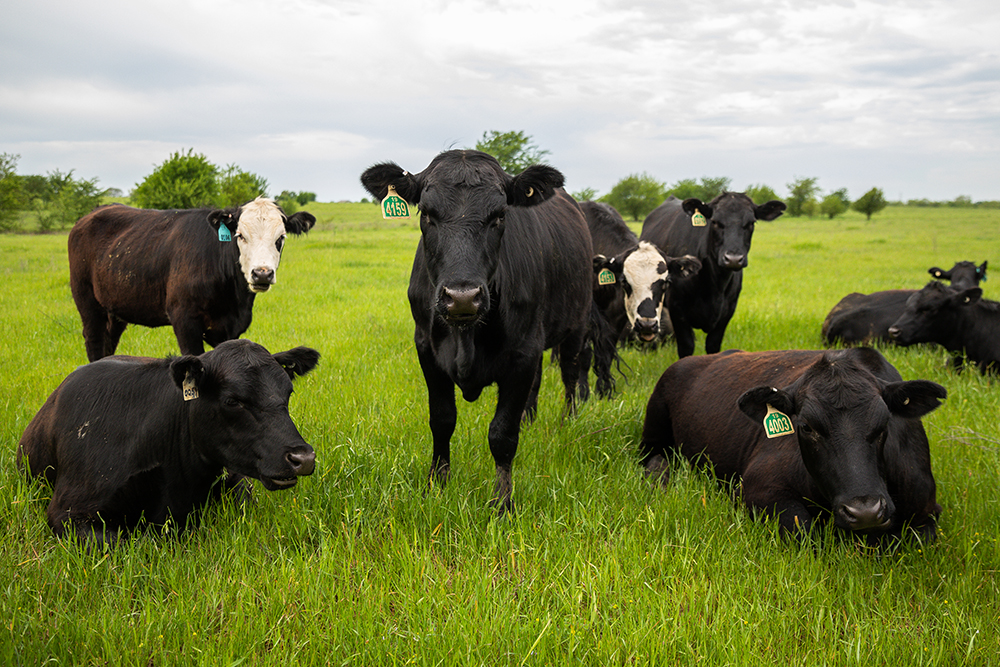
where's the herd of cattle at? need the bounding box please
[15,149,994,547]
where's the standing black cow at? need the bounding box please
[640,194,785,357]
[640,348,945,541]
[822,261,987,345]
[583,201,701,344]
[361,150,599,513]
[68,197,315,361]
[888,281,999,373]
[17,339,320,544]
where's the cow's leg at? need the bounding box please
[169,314,206,356]
[557,330,587,415]
[72,284,110,362]
[638,387,675,486]
[576,343,593,402]
[490,361,537,515]
[523,357,543,423]
[672,313,697,359]
[704,319,732,355]
[416,341,456,487]
[103,318,128,357]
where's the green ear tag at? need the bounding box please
[218,223,232,242]
[182,372,199,402]
[598,268,616,286]
[691,210,707,227]
[381,185,410,219]
[763,404,794,438]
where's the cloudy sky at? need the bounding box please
[3,0,998,203]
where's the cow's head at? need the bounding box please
[738,348,946,533]
[361,150,564,326]
[170,339,320,490]
[888,280,981,346]
[682,193,785,271]
[593,242,700,341]
[208,197,315,293]
[927,260,987,290]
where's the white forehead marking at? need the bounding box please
[234,197,288,290]
[621,241,668,326]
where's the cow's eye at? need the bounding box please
[225,397,242,408]
[276,236,286,252]
[234,232,245,242]
[800,422,814,436]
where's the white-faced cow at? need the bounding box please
[582,201,701,345]
[888,281,999,373]
[640,348,945,542]
[640,194,785,357]
[68,197,315,361]
[17,339,320,544]
[823,261,988,346]
[361,150,602,513]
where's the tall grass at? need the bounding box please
[1,204,998,665]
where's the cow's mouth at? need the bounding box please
[249,283,272,293]
[639,332,658,342]
[261,476,297,490]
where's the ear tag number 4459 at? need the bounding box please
[763,404,794,438]
[381,185,410,219]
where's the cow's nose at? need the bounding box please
[252,267,275,284]
[887,326,901,339]
[286,449,316,476]
[723,253,746,270]
[839,496,890,531]
[443,287,482,321]
[634,317,659,341]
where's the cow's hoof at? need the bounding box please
[643,455,670,488]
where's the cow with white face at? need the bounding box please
[68,198,315,361]
[582,201,700,344]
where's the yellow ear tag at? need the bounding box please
[763,404,794,438]
[691,210,707,227]
[598,268,616,286]
[182,372,199,402]
[381,185,410,219]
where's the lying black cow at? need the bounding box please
[640,194,785,357]
[68,197,315,361]
[888,281,999,373]
[17,339,320,543]
[640,348,945,541]
[361,150,602,513]
[583,201,701,344]
[823,261,987,345]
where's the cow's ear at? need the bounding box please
[507,165,564,207]
[360,162,422,205]
[738,386,796,423]
[754,200,786,221]
[681,198,711,219]
[882,380,946,418]
[927,266,948,280]
[272,347,321,380]
[593,254,623,280]
[285,211,315,235]
[170,356,205,392]
[952,287,982,306]
[979,261,988,280]
[667,254,702,280]
[207,209,237,231]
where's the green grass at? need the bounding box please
[2,205,999,665]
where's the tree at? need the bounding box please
[699,176,732,201]
[0,153,24,231]
[34,169,103,231]
[852,187,887,221]
[218,163,268,208]
[744,183,780,205]
[132,149,220,209]
[786,177,820,217]
[601,172,665,221]
[664,176,732,202]
[571,187,598,202]
[474,130,550,173]
[820,188,850,219]
[295,191,317,206]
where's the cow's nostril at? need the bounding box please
[286,449,316,475]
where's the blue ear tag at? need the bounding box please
[218,223,232,242]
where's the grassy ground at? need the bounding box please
[1,203,998,665]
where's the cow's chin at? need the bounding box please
[248,283,272,293]
[638,331,658,342]
[260,476,297,490]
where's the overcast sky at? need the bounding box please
[3,0,998,203]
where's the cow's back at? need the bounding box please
[581,201,636,257]
[822,290,914,345]
[640,197,705,259]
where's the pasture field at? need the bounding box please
[1,203,999,665]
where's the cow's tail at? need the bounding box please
[588,300,626,398]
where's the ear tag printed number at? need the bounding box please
[691,210,707,227]
[598,268,616,286]
[218,223,232,242]
[763,404,794,438]
[381,185,410,219]
[182,372,199,401]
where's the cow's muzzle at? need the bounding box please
[261,448,316,490]
[837,495,892,532]
[633,317,659,342]
[249,267,276,292]
[440,286,484,324]
[722,253,747,270]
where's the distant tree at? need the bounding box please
[218,164,268,208]
[786,177,820,217]
[132,149,219,209]
[852,187,888,221]
[820,188,850,219]
[0,153,24,231]
[474,130,550,173]
[275,190,299,215]
[35,169,103,231]
[699,176,731,201]
[601,172,665,221]
[948,195,974,208]
[665,178,701,200]
[664,176,732,202]
[744,183,780,205]
[571,187,598,202]
[295,191,317,206]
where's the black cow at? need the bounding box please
[823,261,988,345]
[17,340,320,543]
[68,197,315,361]
[583,201,701,344]
[361,150,599,513]
[640,194,785,357]
[640,348,945,541]
[888,281,999,373]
